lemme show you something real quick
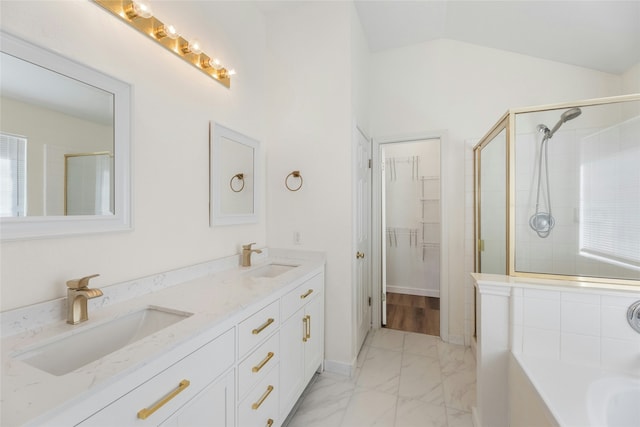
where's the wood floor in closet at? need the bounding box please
[385,292,440,336]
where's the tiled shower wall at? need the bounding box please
[511,286,640,375]
[514,117,640,278]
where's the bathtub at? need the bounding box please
[511,353,640,427]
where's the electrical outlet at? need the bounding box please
[293,231,301,245]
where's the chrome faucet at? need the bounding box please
[67,274,103,325]
[241,243,262,267]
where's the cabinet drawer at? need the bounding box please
[238,332,279,399]
[238,365,279,427]
[281,273,323,321]
[78,328,235,426]
[238,300,279,358]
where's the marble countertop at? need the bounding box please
[1,249,325,427]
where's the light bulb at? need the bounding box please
[181,38,202,55]
[189,39,203,55]
[155,23,180,40]
[125,1,152,19]
[227,69,236,76]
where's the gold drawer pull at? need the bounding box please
[137,379,190,420]
[267,419,274,427]
[252,318,274,335]
[252,352,275,373]
[300,289,313,299]
[251,385,274,410]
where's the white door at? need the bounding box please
[354,126,372,351]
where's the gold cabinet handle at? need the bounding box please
[267,419,274,427]
[251,385,274,410]
[302,316,308,342]
[302,315,311,342]
[300,289,313,299]
[137,379,190,420]
[252,318,274,335]
[356,251,365,259]
[252,352,275,373]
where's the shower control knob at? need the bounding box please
[628,301,640,334]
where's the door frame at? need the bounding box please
[372,131,450,341]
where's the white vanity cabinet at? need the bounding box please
[278,273,324,419]
[11,259,326,427]
[236,300,281,427]
[76,328,235,427]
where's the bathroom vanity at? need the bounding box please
[1,250,325,427]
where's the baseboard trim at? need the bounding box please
[446,334,465,345]
[386,286,440,298]
[323,359,354,377]
[471,407,481,427]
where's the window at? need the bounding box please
[0,133,27,217]
[579,117,640,271]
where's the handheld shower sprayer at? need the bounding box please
[529,107,582,238]
[547,107,582,138]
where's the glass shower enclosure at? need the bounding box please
[474,94,640,284]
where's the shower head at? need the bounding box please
[548,107,582,138]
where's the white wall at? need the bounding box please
[370,38,623,340]
[264,2,355,369]
[622,62,640,93]
[0,0,268,311]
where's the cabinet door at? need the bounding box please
[303,294,324,381]
[161,370,235,427]
[278,308,304,418]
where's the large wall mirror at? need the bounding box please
[0,31,131,240]
[210,122,260,226]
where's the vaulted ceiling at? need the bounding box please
[353,0,640,74]
[257,1,640,75]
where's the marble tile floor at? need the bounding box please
[283,328,476,427]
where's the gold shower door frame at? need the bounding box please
[474,93,640,287]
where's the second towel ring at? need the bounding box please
[285,170,303,191]
[230,173,245,192]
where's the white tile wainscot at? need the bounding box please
[472,273,640,427]
[1,249,325,427]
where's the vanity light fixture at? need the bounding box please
[93,0,233,88]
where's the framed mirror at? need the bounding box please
[210,122,259,225]
[0,31,131,240]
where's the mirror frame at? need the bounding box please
[210,122,260,226]
[0,31,132,240]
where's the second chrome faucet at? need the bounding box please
[241,243,262,267]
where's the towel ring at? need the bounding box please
[230,173,245,192]
[285,171,303,191]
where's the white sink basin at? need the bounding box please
[247,263,299,278]
[15,306,192,376]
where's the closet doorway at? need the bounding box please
[381,138,441,337]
